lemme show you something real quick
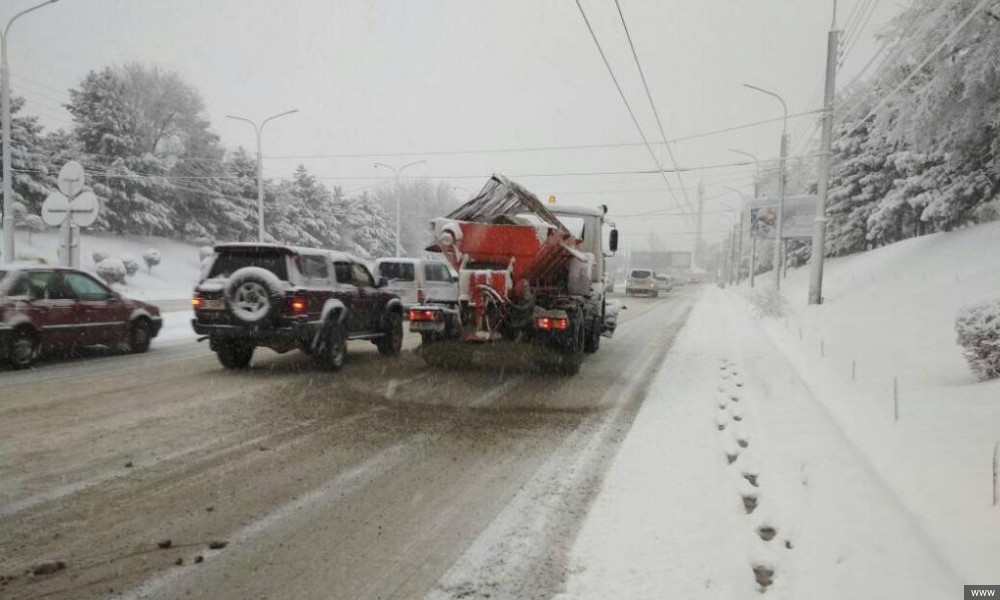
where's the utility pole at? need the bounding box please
[226,109,299,243]
[809,3,840,305]
[374,159,426,257]
[744,84,789,291]
[693,181,704,269]
[1,0,62,263]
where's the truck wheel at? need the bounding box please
[557,316,584,375]
[313,321,347,371]
[216,340,254,369]
[584,322,601,353]
[376,312,403,356]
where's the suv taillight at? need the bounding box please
[286,295,308,315]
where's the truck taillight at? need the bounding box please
[534,317,569,331]
[191,296,203,308]
[410,308,444,322]
[287,296,308,314]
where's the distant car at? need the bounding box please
[0,264,162,369]
[192,243,403,370]
[374,258,459,311]
[687,275,703,284]
[626,268,659,297]
[654,274,673,293]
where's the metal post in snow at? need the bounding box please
[893,377,899,422]
[993,440,999,507]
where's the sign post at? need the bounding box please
[41,161,99,268]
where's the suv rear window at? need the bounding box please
[378,261,415,282]
[208,250,289,281]
[630,270,652,279]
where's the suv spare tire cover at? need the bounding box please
[225,266,286,324]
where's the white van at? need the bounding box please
[374,258,459,309]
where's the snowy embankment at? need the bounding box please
[559,222,1000,598]
[14,229,202,301]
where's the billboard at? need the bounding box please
[750,195,817,239]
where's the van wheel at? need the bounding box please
[8,329,37,369]
[216,340,254,369]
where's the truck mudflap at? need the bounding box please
[603,299,626,338]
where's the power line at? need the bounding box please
[261,111,822,162]
[612,0,694,217]
[573,0,686,221]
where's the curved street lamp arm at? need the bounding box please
[743,84,788,130]
[4,0,60,39]
[225,115,258,133]
[260,109,298,133]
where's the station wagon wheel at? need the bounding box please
[8,329,37,369]
[129,320,152,354]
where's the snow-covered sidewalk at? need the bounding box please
[557,288,961,599]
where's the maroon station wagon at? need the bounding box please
[0,264,162,369]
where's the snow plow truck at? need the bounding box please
[409,174,622,374]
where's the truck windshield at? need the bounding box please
[515,213,586,239]
[208,250,288,280]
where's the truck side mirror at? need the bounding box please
[609,229,619,253]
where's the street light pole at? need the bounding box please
[374,159,426,257]
[809,3,841,305]
[730,150,760,288]
[744,84,788,291]
[1,0,61,263]
[724,186,748,285]
[226,109,298,243]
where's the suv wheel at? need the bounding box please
[216,339,254,369]
[129,320,152,354]
[8,329,37,369]
[376,312,403,356]
[314,321,347,371]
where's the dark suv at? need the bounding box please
[0,264,162,368]
[191,243,404,370]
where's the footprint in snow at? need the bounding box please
[758,526,777,541]
[752,564,775,589]
[737,439,749,449]
[742,493,758,514]
[742,472,759,487]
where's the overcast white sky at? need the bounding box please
[6,0,903,250]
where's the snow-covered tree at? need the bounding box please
[142,249,162,273]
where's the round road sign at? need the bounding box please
[41,192,70,227]
[69,191,99,227]
[57,161,86,198]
